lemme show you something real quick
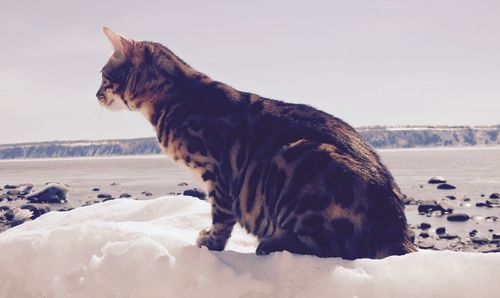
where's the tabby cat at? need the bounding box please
[96,28,415,259]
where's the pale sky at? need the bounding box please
[1,0,499,144]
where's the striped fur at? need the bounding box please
[97,28,415,259]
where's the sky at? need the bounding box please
[1,0,499,144]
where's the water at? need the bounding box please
[1,147,499,244]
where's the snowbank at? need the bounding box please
[0,196,498,298]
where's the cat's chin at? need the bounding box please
[101,97,128,111]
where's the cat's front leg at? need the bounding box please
[197,203,237,251]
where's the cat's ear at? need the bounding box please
[103,27,133,56]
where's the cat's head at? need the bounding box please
[96,27,181,114]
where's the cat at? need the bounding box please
[97,27,416,259]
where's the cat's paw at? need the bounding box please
[256,237,286,255]
[196,228,225,251]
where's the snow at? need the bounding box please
[0,196,498,298]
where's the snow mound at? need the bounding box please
[0,196,498,298]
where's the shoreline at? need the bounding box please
[1,145,500,162]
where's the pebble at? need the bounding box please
[419,232,430,238]
[471,237,489,245]
[489,193,500,199]
[419,222,431,230]
[446,195,456,200]
[141,191,153,196]
[439,234,458,240]
[418,240,435,249]
[3,185,18,189]
[183,189,206,200]
[493,234,500,239]
[436,227,446,235]
[447,213,470,222]
[92,188,100,192]
[469,229,478,237]
[476,202,486,207]
[428,176,446,184]
[97,193,112,199]
[437,183,456,190]
[485,199,499,208]
[119,193,132,198]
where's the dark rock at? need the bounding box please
[485,216,498,222]
[119,193,132,198]
[10,220,25,227]
[480,194,485,197]
[141,191,153,197]
[493,234,500,239]
[428,176,446,184]
[436,227,446,235]
[177,182,188,186]
[97,193,112,199]
[418,240,435,249]
[439,234,459,240]
[4,185,18,189]
[20,204,50,220]
[438,201,453,213]
[471,237,489,245]
[183,189,206,200]
[83,200,100,207]
[92,188,100,192]
[103,197,115,202]
[19,184,34,195]
[476,202,486,207]
[489,238,500,245]
[489,193,500,199]
[447,213,470,222]
[446,195,456,200]
[463,197,471,202]
[6,189,19,196]
[419,232,430,238]
[485,199,499,208]
[469,229,478,237]
[419,222,431,230]
[403,197,418,205]
[26,183,70,203]
[437,183,456,190]
[417,201,453,214]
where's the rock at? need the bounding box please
[417,201,453,214]
[471,237,489,245]
[463,197,471,202]
[26,183,71,203]
[428,176,447,184]
[446,195,456,200]
[92,188,100,192]
[20,204,50,220]
[119,193,132,198]
[183,189,206,200]
[83,200,100,207]
[469,229,478,237]
[436,227,446,235]
[6,189,19,196]
[141,191,153,197]
[18,184,34,195]
[103,197,115,202]
[492,234,500,239]
[447,213,470,222]
[3,185,18,189]
[485,216,498,222]
[177,182,188,186]
[489,193,500,199]
[485,199,499,208]
[419,232,430,238]
[419,222,431,230]
[403,197,418,205]
[97,193,112,199]
[439,234,458,240]
[437,183,456,190]
[476,202,486,207]
[418,240,435,249]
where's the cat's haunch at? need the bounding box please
[97,28,415,259]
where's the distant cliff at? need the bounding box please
[1,126,499,159]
